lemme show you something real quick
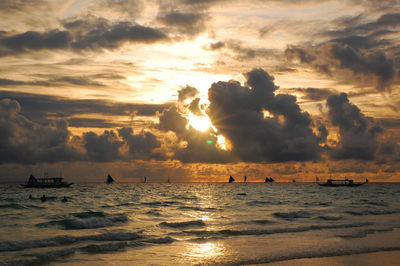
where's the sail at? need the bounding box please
[106,174,114,184]
[229,176,235,183]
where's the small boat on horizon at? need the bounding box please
[229,176,235,183]
[21,174,73,188]
[106,174,114,184]
[318,178,368,187]
[265,177,275,183]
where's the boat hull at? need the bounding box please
[20,183,73,188]
[318,183,365,187]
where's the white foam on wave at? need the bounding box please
[0,231,140,252]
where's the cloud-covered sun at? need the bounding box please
[186,113,213,132]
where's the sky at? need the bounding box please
[0,0,399,182]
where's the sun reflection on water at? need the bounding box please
[184,242,224,259]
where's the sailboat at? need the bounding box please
[106,174,114,184]
[229,176,235,183]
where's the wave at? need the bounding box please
[182,222,374,237]
[274,211,310,219]
[345,209,398,216]
[0,231,141,252]
[336,227,394,239]
[80,242,128,254]
[146,210,162,216]
[71,211,106,218]
[160,220,206,228]
[317,215,342,221]
[0,203,27,210]
[37,213,128,229]
[177,206,217,212]
[246,200,269,206]
[251,219,274,224]
[222,246,400,266]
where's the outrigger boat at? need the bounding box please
[21,174,73,188]
[318,178,368,187]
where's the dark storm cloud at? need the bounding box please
[0,18,168,57]
[83,130,123,162]
[326,93,383,160]
[207,68,323,162]
[0,91,170,127]
[68,20,168,50]
[156,11,209,36]
[157,105,188,135]
[0,76,105,87]
[118,127,162,160]
[0,30,71,56]
[0,97,168,164]
[284,12,399,92]
[0,98,82,164]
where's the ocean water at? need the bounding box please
[0,182,399,265]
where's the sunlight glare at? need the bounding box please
[217,135,232,151]
[187,113,212,132]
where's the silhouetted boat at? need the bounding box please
[21,174,73,188]
[229,176,235,183]
[265,177,275,183]
[318,178,368,187]
[106,174,114,184]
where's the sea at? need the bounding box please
[0,182,399,265]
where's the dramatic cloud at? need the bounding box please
[83,130,123,162]
[207,68,324,162]
[157,11,209,36]
[326,93,383,160]
[209,40,279,60]
[285,12,400,91]
[0,98,81,164]
[177,85,199,102]
[292,88,338,101]
[0,91,170,127]
[118,127,162,160]
[0,18,168,56]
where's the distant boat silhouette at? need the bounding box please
[229,176,235,183]
[292,179,296,183]
[265,177,274,183]
[317,178,368,187]
[21,174,73,188]
[106,174,114,184]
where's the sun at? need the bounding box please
[186,113,213,132]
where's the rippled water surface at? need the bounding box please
[0,183,399,265]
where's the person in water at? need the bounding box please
[28,194,32,199]
[40,194,46,202]
[61,196,67,202]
